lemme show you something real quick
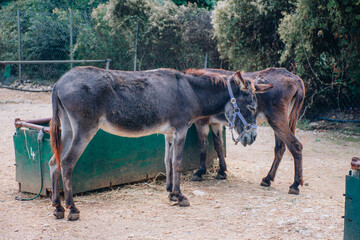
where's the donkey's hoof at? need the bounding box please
[215,173,227,180]
[260,177,271,187]
[53,205,65,219]
[191,174,203,181]
[67,207,80,221]
[178,196,190,207]
[166,184,173,192]
[169,193,178,202]
[288,187,299,195]
[67,212,80,221]
[53,209,65,219]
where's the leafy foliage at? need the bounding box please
[0,0,108,80]
[0,0,359,115]
[212,0,296,71]
[0,0,70,79]
[278,0,360,113]
[72,3,134,70]
[74,0,220,70]
[172,0,218,9]
[139,1,218,69]
[212,0,359,114]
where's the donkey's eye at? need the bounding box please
[247,105,256,112]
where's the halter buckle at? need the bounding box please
[244,124,251,132]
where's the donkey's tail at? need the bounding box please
[50,90,62,171]
[289,77,305,133]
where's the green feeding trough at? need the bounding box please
[13,118,224,196]
[343,157,360,240]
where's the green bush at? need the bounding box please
[93,0,220,70]
[0,0,109,81]
[278,0,360,113]
[212,0,296,71]
[72,3,134,70]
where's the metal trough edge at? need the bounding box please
[15,118,51,133]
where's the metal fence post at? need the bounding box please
[17,9,22,84]
[204,52,208,69]
[106,59,111,70]
[69,9,73,69]
[134,21,138,71]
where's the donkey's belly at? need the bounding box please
[209,114,228,125]
[100,119,173,138]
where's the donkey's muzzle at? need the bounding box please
[240,130,257,147]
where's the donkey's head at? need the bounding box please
[224,71,273,146]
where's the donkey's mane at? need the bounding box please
[184,69,228,88]
[158,68,181,72]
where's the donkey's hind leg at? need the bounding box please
[266,118,303,194]
[211,124,227,180]
[192,119,209,181]
[49,156,65,219]
[49,111,73,219]
[170,128,190,206]
[61,124,99,221]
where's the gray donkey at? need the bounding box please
[49,67,273,220]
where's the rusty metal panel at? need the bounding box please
[14,119,225,196]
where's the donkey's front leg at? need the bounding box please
[170,128,190,206]
[211,124,227,179]
[268,119,303,194]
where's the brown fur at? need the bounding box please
[191,67,306,193]
[184,69,228,88]
[50,107,62,171]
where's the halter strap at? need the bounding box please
[226,78,257,145]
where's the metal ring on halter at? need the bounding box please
[244,124,251,132]
[230,98,236,104]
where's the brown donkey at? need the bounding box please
[187,68,305,195]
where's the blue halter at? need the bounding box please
[226,78,257,145]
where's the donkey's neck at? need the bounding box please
[189,79,238,117]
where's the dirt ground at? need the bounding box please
[0,88,359,240]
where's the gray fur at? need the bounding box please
[49,66,263,220]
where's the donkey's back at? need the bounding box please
[53,67,199,137]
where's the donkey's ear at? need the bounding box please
[234,71,248,90]
[254,83,273,93]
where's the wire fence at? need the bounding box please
[0,9,113,84]
[0,8,220,85]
